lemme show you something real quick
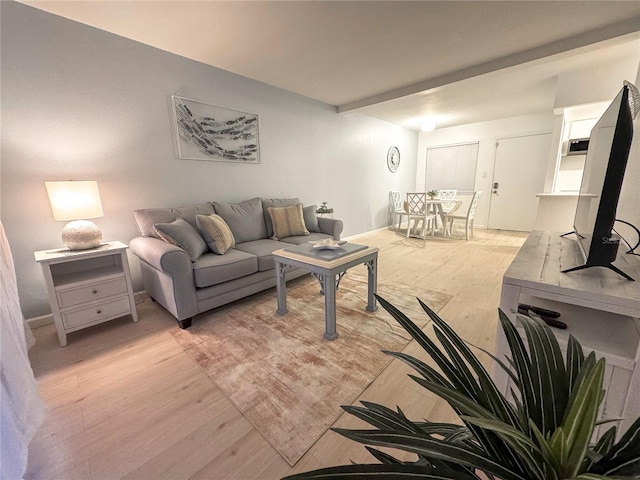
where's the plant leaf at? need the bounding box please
[282,462,474,479]
[364,446,404,465]
[590,416,640,476]
[555,356,604,478]
[422,303,520,429]
[342,402,422,434]
[460,415,547,479]
[518,313,569,435]
[331,429,529,480]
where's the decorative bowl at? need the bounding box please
[309,239,347,250]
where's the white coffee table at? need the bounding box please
[273,243,379,340]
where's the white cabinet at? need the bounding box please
[494,231,640,436]
[35,241,138,346]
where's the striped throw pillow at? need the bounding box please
[196,214,236,255]
[268,204,309,240]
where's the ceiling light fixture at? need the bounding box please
[420,119,437,132]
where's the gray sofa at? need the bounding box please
[130,197,343,328]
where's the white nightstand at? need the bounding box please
[34,241,138,346]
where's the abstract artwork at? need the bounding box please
[172,95,260,163]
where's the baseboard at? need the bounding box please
[27,314,54,329]
[344,226,389,241]
[26,290,149,329]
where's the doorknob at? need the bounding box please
[492,182,499,195]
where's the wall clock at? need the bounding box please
[387,146,400,172]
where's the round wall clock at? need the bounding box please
[387,146,400,172]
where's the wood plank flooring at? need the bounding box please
[25,228,527,480]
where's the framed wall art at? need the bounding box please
[171,95,260,163]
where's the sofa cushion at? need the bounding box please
[303,205,321,233]
[192,250,258,288]
[175,203,216,230]
[262,198,300,237]
[196,214,235,254]
[267,204,309,240]
[234,239,289,272]
[133,207,179,237]
[154,218,208,261]
[213,197,267,244]
[281,232,332,245]
[132,203,215,237]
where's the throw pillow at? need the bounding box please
[262,198,300,237]
[268,204,309,240]
[154,218,208,261]
[196,214,236,255]
[303,205,321,233]
[212,197,267,244]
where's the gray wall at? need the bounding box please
[1,2,418,319]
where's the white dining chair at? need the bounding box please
[444,191,482,240]
[437,189,458,213]
[389,190,406,229]
[405,192,435,240]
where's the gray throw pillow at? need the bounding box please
[303,205,321,233]
[154,217,207,261]
[212,197,267,244]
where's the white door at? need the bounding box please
[488,133,551,231]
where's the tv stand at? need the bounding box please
[562,262,634,281]
[494,231,640,438]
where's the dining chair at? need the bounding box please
[389,190,406,229]
[444,191,482,240]
[405,192,435,239]
[437,189,458,213]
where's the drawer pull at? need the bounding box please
[96,309,102,314]
[92,289,98,294]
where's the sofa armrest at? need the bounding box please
[318,217,343,241]
[129,236,192,274]
[129,236,198,321]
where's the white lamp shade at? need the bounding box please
[45,181,104,221]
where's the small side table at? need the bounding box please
[34,241,138,346]
[316,202,334,219]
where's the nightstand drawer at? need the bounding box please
[62,296,132,329]
[57,277,128,308]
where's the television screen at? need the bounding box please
[567,83,635,280]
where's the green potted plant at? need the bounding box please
[427,190,438,199]
[285,296,640,479]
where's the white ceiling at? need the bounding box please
[19,1,640,131]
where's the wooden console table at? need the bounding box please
[494,231,640,436]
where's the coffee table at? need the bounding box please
[273,243,379,340]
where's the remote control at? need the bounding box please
[518,303,561,318]
[518,305,567,330]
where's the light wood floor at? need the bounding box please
[26,227,527,480]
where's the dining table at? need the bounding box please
[424,198,458,234]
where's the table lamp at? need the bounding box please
[45,181,104,250]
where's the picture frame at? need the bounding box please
[171,95,260,163]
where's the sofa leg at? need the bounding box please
[177,318,192,329]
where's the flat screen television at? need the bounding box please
[562,82,636,280]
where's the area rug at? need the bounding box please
[169,272,452,465]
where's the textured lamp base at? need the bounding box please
[62,220,102,250]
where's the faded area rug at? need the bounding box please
[169,272,452,465]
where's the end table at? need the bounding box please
[34,241,138,346]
